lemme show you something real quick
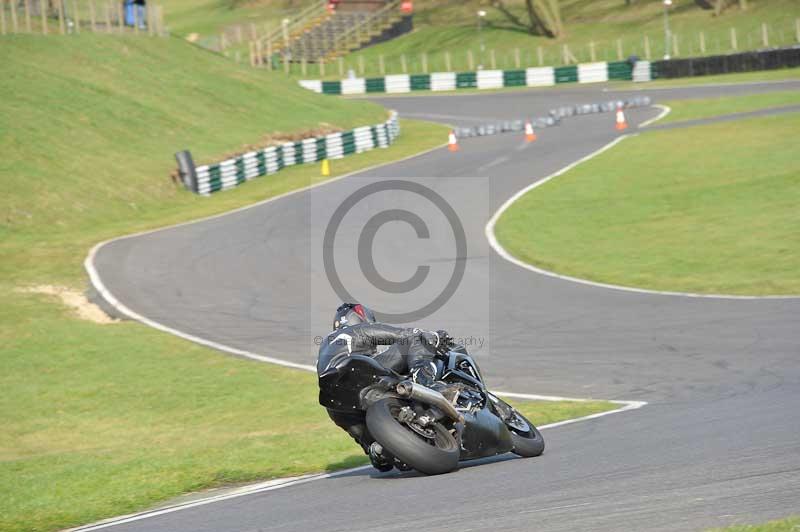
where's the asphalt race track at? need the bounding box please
[90,80,800,531]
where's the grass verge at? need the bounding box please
[494,112,800,295]
[710,517,800,532]
[506,399,617,426]
[660,90,800,123]
[163,0,311,37]
[0,286,616,532]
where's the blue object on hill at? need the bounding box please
[123,0,135,26]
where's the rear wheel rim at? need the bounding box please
[388,402,457,451]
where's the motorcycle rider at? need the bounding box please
[317,302,446,471]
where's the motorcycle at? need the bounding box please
[318,336,544,475]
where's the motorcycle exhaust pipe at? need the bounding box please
[396,380,464,423]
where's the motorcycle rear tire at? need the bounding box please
[366,398,459,475]
[509,412,545,458]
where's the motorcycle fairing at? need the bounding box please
[459,406,515,460]
[318,355,399,412]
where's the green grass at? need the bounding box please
[0,33,391,283]
[0,34,616,531]
[659,90,800,123]
[506,399,616,425]
[317,0,800,78]
[495,112,800,295]
[0,284,617,532]
[710,517,800,532]
[162,0,306,37]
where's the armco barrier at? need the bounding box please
[300,46,800,94]
[503,69,527,87]
[632,61,652,82]
[526,67,556,86]
[477,69,504,90]
[180,112,400,195]
[456,71,477,88]
[341,78,366,95]
[385,74,411,93]
[608,60,634,80]
[431,72,456,91]
[554,65,579,83]
[577,62,608,83]
[410,74,431,91]
[302,61,634,95]
[652,46,800,78]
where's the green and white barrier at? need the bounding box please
[299,60,652,95]
[526,67,556,86]
[632,60,653,82]
[477,69,504,90]
[577,62,609,83]
[431,72,456,91]
[192,111,399,195]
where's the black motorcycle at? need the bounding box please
[318,337,544,475]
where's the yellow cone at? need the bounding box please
[321,159,330,176]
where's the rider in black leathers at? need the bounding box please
[317,303,443,471]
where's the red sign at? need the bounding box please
[400,1,413,14]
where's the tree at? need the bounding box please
[491,0,563,38]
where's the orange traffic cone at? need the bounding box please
[615,105,628,131]
[524,120,537,142]
[448,130,459,152]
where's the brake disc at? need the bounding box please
[506,411,531,433]
[394,404,438,440]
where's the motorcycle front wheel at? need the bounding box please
[506,409,545,458]
[366,398,460,475]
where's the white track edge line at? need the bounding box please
[484,131,800,300]
[84,140,450,373]
[70,397,645,531]
[494,391,648,429]
[68,466,373,532]
[638,104,671,127]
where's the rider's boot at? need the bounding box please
[368,442,394,472]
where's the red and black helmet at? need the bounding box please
[333,303,376,330]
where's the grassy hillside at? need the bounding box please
[163,0,316,40]
[0,33,449,290]
[331,0,800,77]
[0,35,384,237]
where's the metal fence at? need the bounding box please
[0,0,164,36]
[280,17,800,79]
